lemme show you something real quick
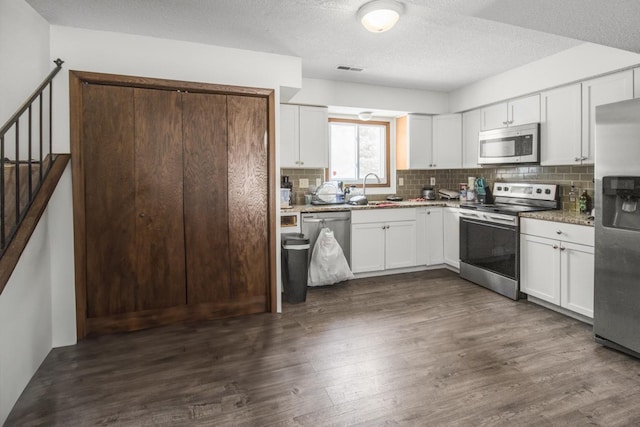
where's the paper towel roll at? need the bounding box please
[467,177,476,190]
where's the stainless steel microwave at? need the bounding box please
[478,123,540,165]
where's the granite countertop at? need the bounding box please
[282,202,595,227]
[519,210,594,227]
[281,199,461,213]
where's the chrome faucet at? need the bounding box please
[362,173,381,197]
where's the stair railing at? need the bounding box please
[0,58,64,256]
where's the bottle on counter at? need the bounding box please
[568,185,578,212]
[579,190,591,214]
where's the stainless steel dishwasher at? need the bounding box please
[301,211,351,267]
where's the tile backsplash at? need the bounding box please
[281,165,594,211]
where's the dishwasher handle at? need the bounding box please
[302,218,348,223]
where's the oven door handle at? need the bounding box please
[461,218,516,232]
[486,215,516,223]
[459,212,481,218]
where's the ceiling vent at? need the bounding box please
[336,65,365,72]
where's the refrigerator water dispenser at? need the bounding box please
[602,176,640,231]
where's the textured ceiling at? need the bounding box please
[25,0,638,92]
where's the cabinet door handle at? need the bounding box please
[581,156,588,161]
[432,164,436,167]
[574,157,581,162]
[552,244,558,249]
[560,246,566,251]
[556,230,562,235]
[427,211,431,215]
[300,161,304,165]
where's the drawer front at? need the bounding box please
[351,208,417,224]
[521,218,594,246]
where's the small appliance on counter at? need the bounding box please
[421,186,436,200]
[281,175,293,206]
[438,189,459,200]
[475,177,493,204]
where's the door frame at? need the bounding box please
[69,71,277,339]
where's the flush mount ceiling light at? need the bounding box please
[358,111,373,121]
[357,0,403,33]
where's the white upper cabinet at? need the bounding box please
[634,68,640,98]
[397,114,461,170]
[540,83,583,166]
[582,70,634,165]
[462,109,481,168]
[280,104,299,168]
[480,102,508,131]
[432,114,462,169]
[480,94,540,130]
[280,104,328,168]
[396,114,433,169]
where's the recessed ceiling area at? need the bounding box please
[25,0,638,92]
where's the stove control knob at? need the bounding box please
[504,186,509,191]
[497,186,502,191]
[545,189,551,194]
[536,188,542,194]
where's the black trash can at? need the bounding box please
[281,233,310,304]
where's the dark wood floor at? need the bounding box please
[7,269,640,426]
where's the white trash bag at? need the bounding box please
[308,228,354,287]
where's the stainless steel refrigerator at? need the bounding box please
[594,97,640,358]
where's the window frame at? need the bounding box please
[326,117,391,189]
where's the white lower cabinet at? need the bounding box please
[520,218,594,318]
[443,208,461,268]
[351,209,417,273]
[417,207,444,266]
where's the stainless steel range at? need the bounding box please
[459,182,560,300]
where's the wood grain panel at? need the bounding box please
[83,84,137,318]
[134,88,186,310]
[227,96,268,305]
[182,92,230,304]
[84,296,266,337]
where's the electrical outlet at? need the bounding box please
[299,178,309,188]
[399,177,404,186]
[316,178,322,187]
[430,177,436,185]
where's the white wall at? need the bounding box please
[49,165,76,347]
[290,78,449,114]
[0,0,50,125]
[50,25,301,153]
[0,0,51,160]
[0,164,74,426]
[0,1,56,424]
[449,43,640,112]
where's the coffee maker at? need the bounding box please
[281,175,293,205]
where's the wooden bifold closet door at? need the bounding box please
[77,77,271,338]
